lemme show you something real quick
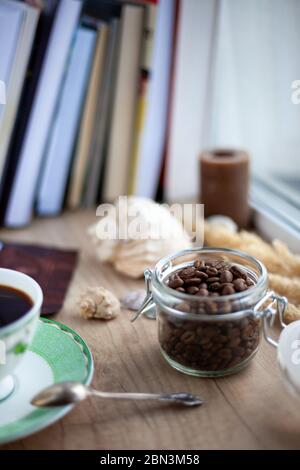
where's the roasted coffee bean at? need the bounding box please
[197,288,209,296]
[187,286,199,295]
[206,277,220,284]
[176,287,186,293]
[210,282,221,291]
[227,327,240,338]
[218,348,232,359]
[227,337,241,348]
[233,278,247,292]
[180,267,196,279]
[194,271,209,280]
[178,302,190,312]
[202,326,218,338]
[220,270,233,283]
[212,334,227,344]
[246,277,255,287]
[230,265,247,280]
[181,330,196,344]
[221,282,234,288]
[206,267,218,276]
[233,346,245,357]
[241,324,255,339]
[168,275,184,289]
[222,285,235,295]
[199,282,208,289]
[194,259,205,269]
[199,336,211,345]
[185,277,202,286]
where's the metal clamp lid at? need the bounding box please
[255,291,288,348]
[131,269,156,322]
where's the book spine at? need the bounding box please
[5,0,82,227]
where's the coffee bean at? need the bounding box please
[246,277,255,287]
[206,267,218,276]
[233,346,245,356]
[222,285,235,295]
[185,277,202,286]
[210,282,221,291]
[227,327,240,338]
[212,334,227,344]
[181,331,196,344]
[230,265,247,280]
[203,326,218,338]
[220,270,233,283]
[194,259,205,269]
[242,324,255,339]
[197,288,209,296]
[194,271,208,280]
[168,275,184,289]
[233,278,247,292]
[199,336,211,345]
[178,302,190,312]
[176,287,185,293]
[206,277,220,284]
[218,348,232,359]
[180,267,196,279]
[187,286,199,295]
[228,337,241,348]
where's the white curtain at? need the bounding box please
[207,0,300,177]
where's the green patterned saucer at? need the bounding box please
[0,318,93,445]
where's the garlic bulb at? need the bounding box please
[79,287,120,320]
[88,197,192,278]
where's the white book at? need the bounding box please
[133,0,175,198]
[165,0,217,201]
[37,27,96,215]
[0,1,39,185]
[103,5,144,201]
[0,2,24,123]
[5,0,82,227]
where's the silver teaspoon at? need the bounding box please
[31,381,204,408]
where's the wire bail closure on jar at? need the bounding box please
[254,290,288,348]
[131,269,156,322]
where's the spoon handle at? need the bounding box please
[88,389,204,407]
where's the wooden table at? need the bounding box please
[1,210,300,450]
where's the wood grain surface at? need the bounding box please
[1,210,300,450]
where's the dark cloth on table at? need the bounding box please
[0,242,78,315]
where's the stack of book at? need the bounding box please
[0,0,215,227]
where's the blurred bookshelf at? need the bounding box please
[0,0,180,228]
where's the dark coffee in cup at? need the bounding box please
[0,285,33,327]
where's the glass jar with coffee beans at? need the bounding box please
[134,248,288,377]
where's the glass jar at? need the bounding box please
[134,248,287,377]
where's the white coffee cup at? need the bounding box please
[0,268,43,401]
